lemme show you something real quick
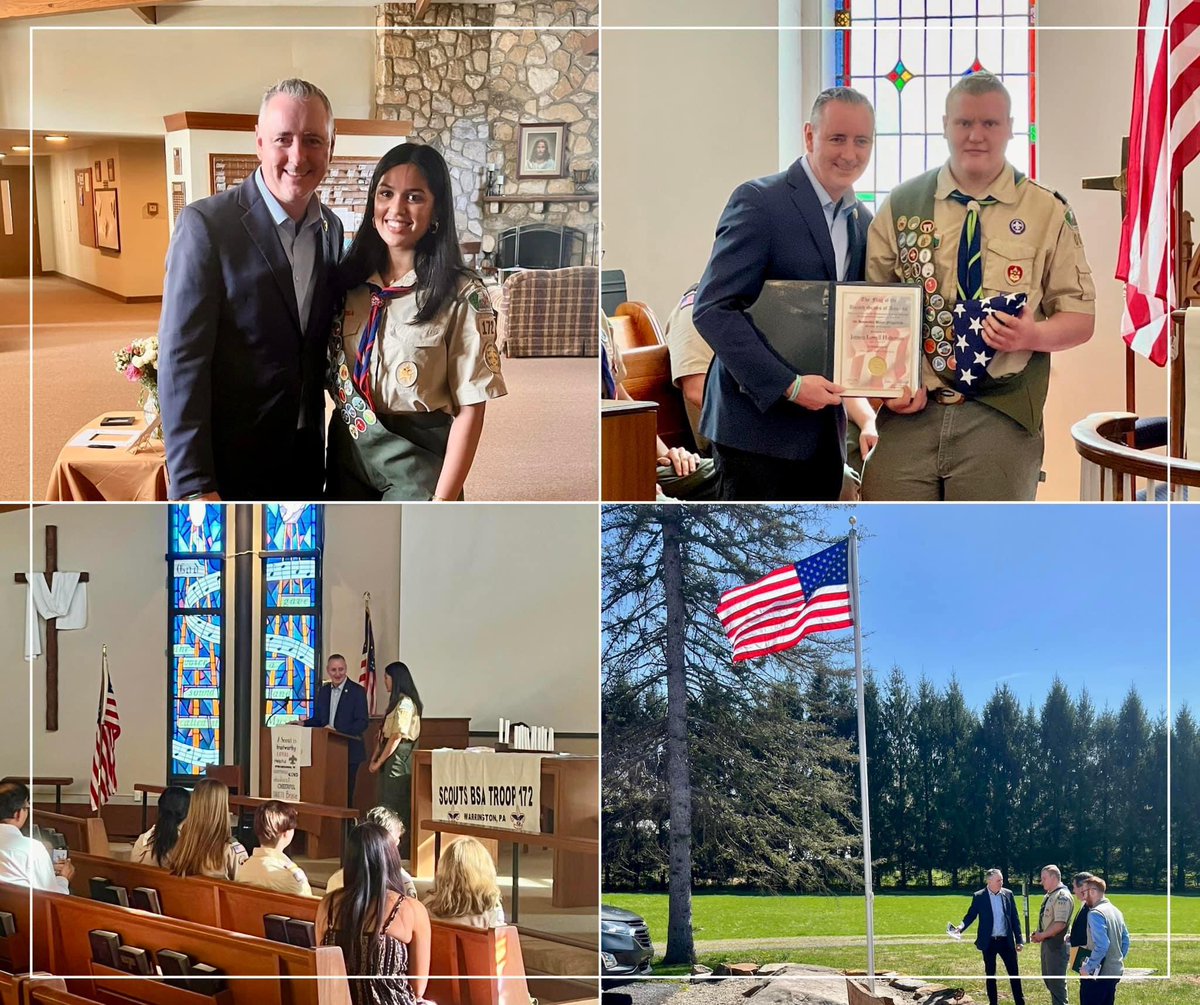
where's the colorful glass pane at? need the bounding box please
[834,3,1037,205]
[170,613,222,776]
[265,555,318,607]
[264,613,318,725]
[263,503,321,553]
[169,503,223,555]
[172,558,222,610]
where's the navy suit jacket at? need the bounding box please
[962,886,1025,952]
[159,174,343,500]
[693,158,871,461]
[303,680,369,767]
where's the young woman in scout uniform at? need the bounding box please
[328,143,506,500]
[368,662,423,841]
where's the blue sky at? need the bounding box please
[1170,507,1200,719]
[804,505,1173,719]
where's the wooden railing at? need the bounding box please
[1072,412,1200,500]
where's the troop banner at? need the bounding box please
[431,750,543,833]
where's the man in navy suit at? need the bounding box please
[159,78,344,501]
[302,654,369,805]
[692,87,879,501]
[956,868,1027,1005]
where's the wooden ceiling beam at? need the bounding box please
[0,0,194,22]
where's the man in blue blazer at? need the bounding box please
[693,87,878,501]
[302,654,369,805]
[159,78,344,501]
[956,868,1027,1005]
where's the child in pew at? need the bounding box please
[130,785,190,868]
[326,806,416,898]
[423,836,505,929]
[318,822,430,1005]
[235,801,313,897]
[169,779,248,881]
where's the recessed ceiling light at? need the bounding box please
[12,145,30,153]
[43,135,69,143]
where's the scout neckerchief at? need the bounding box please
[353,281,417,411]
[946,190,1000,300]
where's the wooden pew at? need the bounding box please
[427,922,531,1005]
[614,301,665,348]
[66,854,318,938]
[13,883,350,1005]
[620,345,697,451]
[30,813,109,858]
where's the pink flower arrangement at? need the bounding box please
[113,336,159,397]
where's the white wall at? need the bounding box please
[602,0,779,26]
[600,28,781,319]
[0,503,597,806]
[398,504,598,733]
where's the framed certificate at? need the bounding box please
[832,283,923,398]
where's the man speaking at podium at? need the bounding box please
[303,654,369,804]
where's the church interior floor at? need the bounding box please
[15,276,598,501]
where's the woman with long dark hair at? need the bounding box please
[130,785,190,868]
[327,142,506,501]
[368,662,423,838]
[317,822,429,1004]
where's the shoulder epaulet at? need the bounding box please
[1027,177,1070,206]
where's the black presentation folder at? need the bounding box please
[747,280,836,380]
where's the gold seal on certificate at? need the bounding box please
[832,284,923,398]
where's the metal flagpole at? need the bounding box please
[849,517,875,992]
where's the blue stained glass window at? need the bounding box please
[262,505,323,726]
[832,2,1037,206]
[167,505,226,779]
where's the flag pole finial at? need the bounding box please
[102,644,107,655]
[849,516,857,527]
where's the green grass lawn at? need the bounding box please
[606,891,1200,1003]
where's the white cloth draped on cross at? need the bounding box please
[24,571,88,660]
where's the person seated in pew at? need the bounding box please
[0,780,72,893]
[423,836,505,929]
[317,822,430,1005]
[169,779,248,881]
[326,806,416,898]
[600,314,719,500]
[130,785,190,868]
[236,800,313,897]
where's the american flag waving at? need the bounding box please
[359,595,377,716]
[717,541,854,662]
[89,646,121,812]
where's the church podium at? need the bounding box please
[257,726,351,858]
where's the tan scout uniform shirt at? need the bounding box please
[867,163,1096,392]
[235,846,314,897]
[1038,883,1074,944]
[338,271,506,416]
[663,288,712,450]
[383,696,421,742]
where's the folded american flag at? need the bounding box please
[950,292,1029,393]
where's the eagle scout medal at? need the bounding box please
[1010,219,1026,235]
[396,360,418,387]
[1007,264,1024,285]
[484,341,502,374]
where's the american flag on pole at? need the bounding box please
[89,648,121,812]
[716,541,854,663]
[358,598,377,716]
[1117,0,1170,364]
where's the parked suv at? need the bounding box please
[600,903,653,979]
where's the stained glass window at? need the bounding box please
[262,504,323,726]
[167,504,226,780]
[832,1,1037,206]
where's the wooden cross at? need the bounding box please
[13,525,90,733]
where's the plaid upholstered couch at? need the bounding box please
[497,266,599,358]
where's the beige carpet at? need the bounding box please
[0,278,33,500]
[20,276,598,501]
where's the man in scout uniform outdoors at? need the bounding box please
[863,72,1095,500]
[1030,864,1075,1005]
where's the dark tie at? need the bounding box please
[947,190,999,300]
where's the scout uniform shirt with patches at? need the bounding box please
[1038,883,1075,944]
[334,270,506,425]
[866,162,1095,432]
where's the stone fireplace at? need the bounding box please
[374,1,599,266]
